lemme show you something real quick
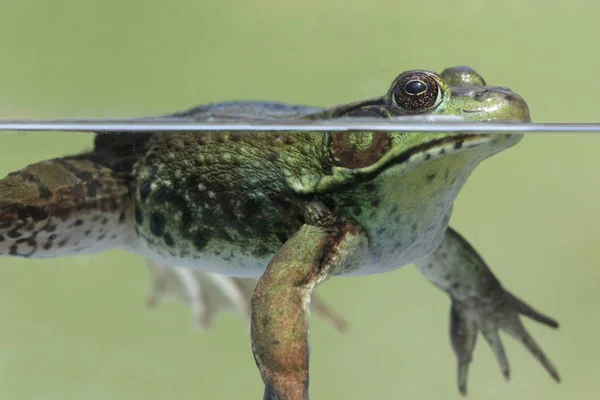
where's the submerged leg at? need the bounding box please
[415,227,559,396]
[251,217,364,400]
[146,261,347,332]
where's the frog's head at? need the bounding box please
[311,66,529,192]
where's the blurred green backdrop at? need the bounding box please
[0,0,599,399]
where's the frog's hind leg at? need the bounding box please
[146,261,347,333]
[0,156,134,258]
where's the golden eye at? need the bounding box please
[392,72,442,113]
[329,131,391,169]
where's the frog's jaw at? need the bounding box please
[313,131,520,194]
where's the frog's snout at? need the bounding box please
[457,86,531,122]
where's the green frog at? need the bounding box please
[0,66,559,399]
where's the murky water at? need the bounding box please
[1,1,599,399]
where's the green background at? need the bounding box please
[0,0,598,399]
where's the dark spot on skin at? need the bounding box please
[134,206,143,224]
[149,213,166,237]
[92,215,101,222]
[163,233,174,247]
[43,225,57,233]
[426,173,436,182]
[271,197,292,210]
[353,207,362,216]
[454,142,463,150]
[48,234,57,241]
[275,231,288,244]
[6,230,22,239]
[451,282,461,290]
[21,206,48,222]
[425,153,432,161]
[98,233,106,241]
[267,152,279,162]
[371,198,381,207]
[444,169,450,180]
[193,231,209,251]
[243,198,261,215]
[365,183,377,192]
[0,235,4,242]
[9,244,18,255]
[74,219,83,227]
[84,229,91,236]
[110,234,117,240]
[230,133,241,142]
[118,211,126,223]
[86,179,102,197]
[272,339,280,345]
[283,136,295,145]
[58,238,68,247]
[38,186,54,201]
[43,242,52,250]
[139,180,152,201]
[440,148,446,155]
[411,223,418,232]
[101,218,109,225]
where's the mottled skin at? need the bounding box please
[0,66,560,398]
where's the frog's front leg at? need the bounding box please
[251,205,365,400]
[415,227,560,396]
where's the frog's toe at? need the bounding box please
[453,288,560,394]
[501,292,560,382]
[449,301,478,396]
[146,261,251,331]
[144,261,347,332]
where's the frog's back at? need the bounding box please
[0,101,324,264]
[127,102,330,277]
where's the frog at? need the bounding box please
[0,66,560,399]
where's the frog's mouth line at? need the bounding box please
[313,133,493,193]
[461,109,484,113]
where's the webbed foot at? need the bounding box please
[450,284,559,396]
[417,227,559,396]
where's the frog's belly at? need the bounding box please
[130,209,450,278]
[130,237,274,278]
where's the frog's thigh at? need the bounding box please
[250,221,364,400]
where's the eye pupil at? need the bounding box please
[392,72,441,113]
[405,80,426,95]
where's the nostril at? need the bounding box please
[474,89,490,101]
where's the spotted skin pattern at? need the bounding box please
[0,67,560,399]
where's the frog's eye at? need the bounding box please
[391,71,443,113]
[329,131,391,169]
